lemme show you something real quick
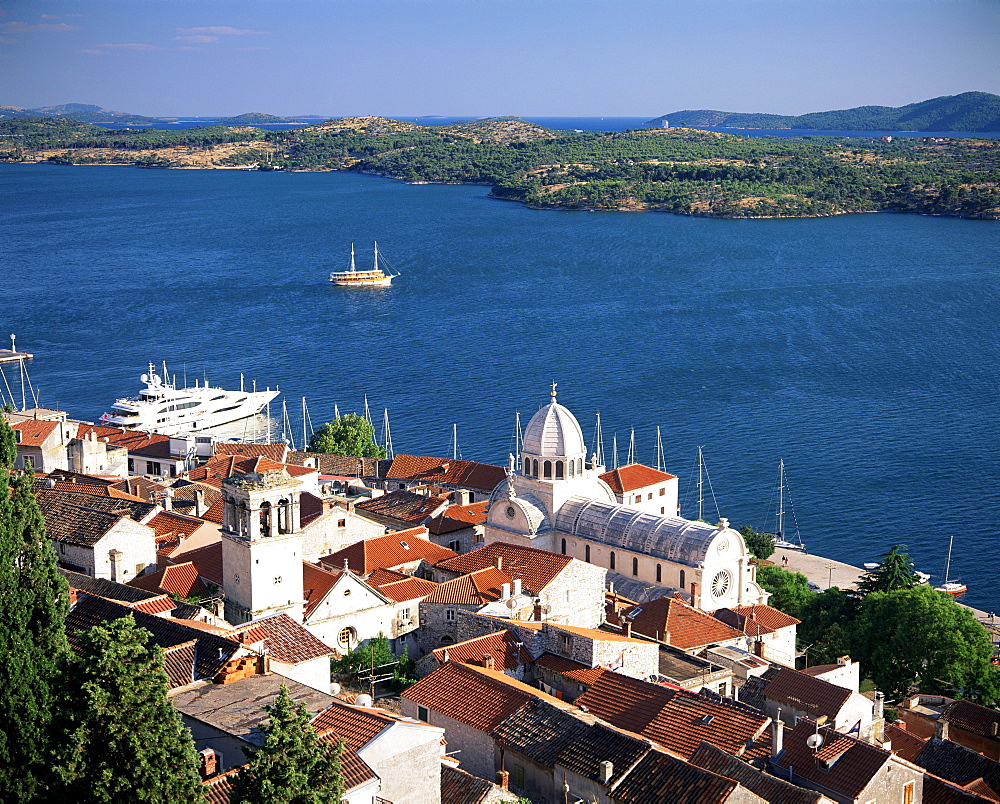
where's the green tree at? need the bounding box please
[756,564,815,620]
[856,544,920,595]
[230,685,345,804]
[852,585,1000,704]
[308,413,386,459]
[332,633,415,693]
[0,417,70,801]
[739,525,775,560]
[52,615,204,803]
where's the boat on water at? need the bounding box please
[766,459,806,552]
[329,242,399,287]
[101,362,278,436]
[934,534,967,596]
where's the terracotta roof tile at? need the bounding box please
[404,661,561,733]
[942,699,1000,740]
[436,542,572,595]
[914,737,1000,795]
[318,527,455,574]
[163,640,198,688]
[774,720,890,800]
[354,489,451,525]
[286,451,379,477]
[171,541,223,586]
[202,498,224,524]
[763,667,853,720]
[575,670,769,759]
[922,773,996,804]
[76,424,173,458]
[688,741,824,804]
[213,442,289,462]
[302,561,343,617]
[884,723,927,763]
[611,749,738,804]
[368,575,438,603]
[385,455,505,493]
[428,501,489,535]
[558,721,653,786]
[37,488,157,547]
[128,594,178,615]
[533,652,605,685]
[311,698,395,748]
[492,698,591,766]
[129,561,207,599]
[599,462,677,494]
[59,568,158,604]
[229,613,335,665]
[422,567,509,605]
[11,419,60,447]
[716,604,801,636]
[432,630,533,672]
[622,596,745,650]
[441,763,513,804]
[148,510,205,542]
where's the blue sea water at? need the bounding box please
[2,164,999,608]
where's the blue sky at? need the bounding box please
[1,0,998,117]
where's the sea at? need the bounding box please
[2,159,998,608]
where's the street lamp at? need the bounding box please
[825,563,837,589]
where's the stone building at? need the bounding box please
[484,388,767,613]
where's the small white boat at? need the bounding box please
[101,362,278,436]
[329,242,399,287]
[934,534,967,596]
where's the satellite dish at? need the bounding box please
[140,374,149,384]
[506,598,518,609]
[354,694,373,708]
[806,733,824,750]
[330,682,341,696]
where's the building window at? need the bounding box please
[169,466,177,478]
[401,607,410,620]
[610,551,615,570]
[679,569,686,590]
[127,458,134,472]
[511,764,525,790]
[568,460,575,478]
[543,460,552,479]
[560,633,573,653]
[560,538,566,555]
[337,519,346,528]
[635,495,642,504]
[647,493,652,500]
[532,459,538,477]
[903,783,914,804]
[632,557,639,576]
[398,483,406,490]
[656,564,662,582]
[661,507,665,514]
[660,487,665,496]
[445,609,455,622]
[418,706,429,722]
[555,461,564,479]
[338,627,355,647]
[585,544,590,563]
[448,540,460,552]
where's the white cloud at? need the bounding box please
[173,34,217,44]
[41,13,83,20]
[95,42,161,51]
[80,48,104,55]
[0,21,79,33]
[175,26,265,36]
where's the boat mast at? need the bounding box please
[373,241,379,271]
[349,243,356,273]
[593,413,604,468]
[944,533,955,584]
[452,423,458,461]
[627,428,635,465]
[612,434,619,470]
[512,412,522,470]
[776,459,785,542]
[656,426,664,472]
[382,408,394,460]
[697,446,704,522]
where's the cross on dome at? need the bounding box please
[550,380,558,401]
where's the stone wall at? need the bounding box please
[400,700,496,783]
[536,560,607,629]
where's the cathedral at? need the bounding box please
[484,386,768,611]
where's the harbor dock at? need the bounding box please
[0,348,33,364]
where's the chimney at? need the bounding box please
[624,620,633,638]
[754,639,765,658]
[599,760,614,784]
[837,655,851,666]
[495,770,509,791]
[874,691,885,722]
[937,719,950,740]
[194,488,205,517]
[494,556,503,571]
[199,748,218,779]
[690,581,700,606]
[501,582,511,600]
[771,711,784,758]
[483,654,495,670]
[512,578,522,596]
[533,602,543,621]
[442,647,450,663]
[663,629,671,645]
[160,491,172,511]
[719,517,729,529]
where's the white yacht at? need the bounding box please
[101,363,278,436]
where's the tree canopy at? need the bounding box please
[230,685,345,804]
[856,543,921,595]
[52,615,204,802]
[739,525,775,560]
[308,413,386,459]
[0,416,70,801]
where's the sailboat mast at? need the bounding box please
[777,459,785,541]
[373,241,379,271]
[382,408,394,460]
[627,428,635,465]
[349,243,356,273]
[697,446,704,522]
[944,533,954,584]
[594,413,604,468]
[656,426,664,473]
[452,423,458,461]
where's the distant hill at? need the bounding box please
[645,92,1000,132]
[216,112,305,125]
[0,103,162,125]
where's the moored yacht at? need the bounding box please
[329,242,399,287]
[101,363,278,436]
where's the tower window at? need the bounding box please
[543,460,552,479]
[532,459,539,478]
[555,461,564,479]
[680,569,686,590]
[656,564,662,582]
[585,544,591,563]
[632,557,639,576]
[561,538,567,555]
[610,551,616,570]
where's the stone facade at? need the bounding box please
[356,719,444,804]
[54,518,157,582]
[299,501,386,563]
[401,703,497,783]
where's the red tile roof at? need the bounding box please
[148,510,206,544]
[575,670,769,759]
[202,498,224,524]
[533,652,604,686]
[302,561,343,618]
[368,574,438,603]
[427,501,489,535]
[385,455,505,493]
[435,542,572,595]
[128,594,177,615]
[318,527,455,574]
[354,490,450,525]
[128,562,206,598]
[403,661,561,732]
[942,699,1000,740]
[610,749,738,804]
[599,462,677,494]
[76,424,173,458]
[432,630,533,672]
[171,541,223,585]
[885,723,927,763]
[11,419,60,447]
[764,667,853,720]
[213,442,289,462]
[774,719,891,800]
[228,613,335,664]
[716,603,801,636]
[622,596,745,650]
[422,567,509,605]
[311,698,395,748]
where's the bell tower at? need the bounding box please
[220,467,305,624]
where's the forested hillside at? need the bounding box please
[2,116,998,219]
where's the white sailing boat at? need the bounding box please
[767,459,806,552]
[329,242,399,287]
[934,534,967,595]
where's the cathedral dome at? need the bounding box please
[523,398,586,458]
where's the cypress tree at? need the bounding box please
[53,615,204,803]
[0,417,70,801]
[230,685,345,804]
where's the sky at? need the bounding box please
[1,0,998,118]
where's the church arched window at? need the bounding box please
[585,545,591,563]
[543,460,552,479]
[568,460,575,478]
[532,459,539,478]
[679,569,686,590]
[610,551,616,570]
[555,461,564,479]
[656,564,662,582]
[632,557,639,576]
[578,458,583,474]
[561,538,567,555]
